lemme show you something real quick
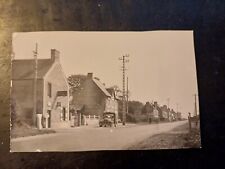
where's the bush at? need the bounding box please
[11,99,32,129]
[126,113,137,123]
[126,113,150,123]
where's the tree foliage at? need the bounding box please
[141,101,153,114]
[67,74,86,93]
[128,100,144,114]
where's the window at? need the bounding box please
[60,107,67,121]
[47,83,52,97]
[56,102,61,107]
[62,107,66,121]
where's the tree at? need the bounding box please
[142,102,153,114]
[67,74,86,94]
[128,101,144,114]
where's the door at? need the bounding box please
[62,107,66,121]
[47,110,51,128]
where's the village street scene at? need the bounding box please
[10,31,201,152]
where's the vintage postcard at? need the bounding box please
[10,31,200,152]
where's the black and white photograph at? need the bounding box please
[10,31,201,152]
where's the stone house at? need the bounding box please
[70,73,119,119]
[11,49,70,128]
[160,105,170,121]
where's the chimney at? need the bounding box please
[51,49,60,62]
[87,73,93,79]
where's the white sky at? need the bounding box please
[12,31,199,118]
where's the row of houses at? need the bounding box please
[11,48,183,129]
[160,104,182,121]
[142,102,182,123]
[11,49,119,129]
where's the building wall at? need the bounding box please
[162,111,168,119]
[11,79,43,125]
[105,97,118,114]
[72,78,107,117]
[43,63,70,128]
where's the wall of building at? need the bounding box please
[72,78,107,117]
[11,79,44,125]
[105,97,118,114]
[43,63,69,128]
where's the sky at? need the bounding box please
[12,31,199,118]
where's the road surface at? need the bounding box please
[11,121,187,152]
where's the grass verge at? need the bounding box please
[128,122,201,149]
[11,125,56,139]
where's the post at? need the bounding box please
[176,103,179,121]
[122,56,126,125]
[119,54,129,125]
[188,112,191,132]
[33,43,38,127]
[167,98,170,108]
[194,94,197,117]
[126,77,129,114]
[36,114,43,130]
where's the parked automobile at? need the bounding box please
[99,112,117,127]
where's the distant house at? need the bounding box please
[11,49,70,128]
[160,105,169,121]
[176,112,182,120]
[70,73,119,119]
[106,88,119,114]
[170,109,176,121]
[152,102,159,119]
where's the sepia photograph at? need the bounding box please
[10,31,201,152]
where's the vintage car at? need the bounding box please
[99,112,117,127]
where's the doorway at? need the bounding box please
[62,107,66,121]
[47,110,51,128]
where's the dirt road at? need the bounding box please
[11,121,187,152]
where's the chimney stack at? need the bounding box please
[51,49,60,62]
[87,73,93,79]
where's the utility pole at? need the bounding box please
[119,54,129,125]
[33,43,38,127]
[176,103,179,113]
[167,98,170,108]
[194,94,197,117]
[126,76,129,114]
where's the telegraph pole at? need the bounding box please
[194,94,197,117]
[176,103,179,113]
[167,98,170,108]
[119,54,129,125]
[33,43,38,127]
[126,76,129,114]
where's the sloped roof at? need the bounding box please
[92,78,111,97]
[106,88,120,100]
[106,88,114,96]
[12,59,54,80]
